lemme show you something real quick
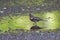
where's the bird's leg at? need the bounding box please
[33,22,37,26]
[33,22,35,26]
[35,22,37,26]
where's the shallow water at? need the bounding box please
[0,0,60,33]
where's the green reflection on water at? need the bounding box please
[44,10,60,30]
[0,10,60,33]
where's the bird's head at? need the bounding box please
[29,13,34,17]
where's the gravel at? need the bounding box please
[0,0,60,17]
[0,31,60,40]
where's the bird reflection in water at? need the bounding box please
[29,13,43,30]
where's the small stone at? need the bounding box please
[27,7,30,8]
[36,8,40,10]
[0,11,4,13]
[3,7,7,9]
[22,8,25,11]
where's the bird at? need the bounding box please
[29,13,43,25]
[29,13,43,30]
